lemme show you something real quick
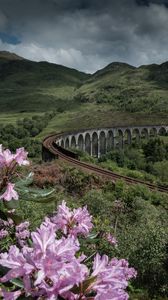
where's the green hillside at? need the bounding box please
[0,51,89,112]
[75,62,168,113]
[0,51,168,118]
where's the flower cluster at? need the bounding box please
[104,233,118,246]
[0,146,29,202]
[51,200,93,237]
[0,182,19,202]
[0,218,30,248]
[91,254,137,300]
[0,201,137,300]
[0,147,137,299]
[0,146,29,168]
[0,222,88,299]
[0,218,13,240]
[15,221,30,246]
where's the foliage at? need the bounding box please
[0,52,88,113]
[119,221,168,298]
[0,112,56,159]
[153,160,168,183]
[142,138,168,163]
[0,140,168,299]
[79,185,168,298]
[61,166,99,196]
[95,139,168,185]
[75,62,168,113]
[0,149,137,299]
[0,146,55,228]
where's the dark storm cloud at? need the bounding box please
[0,0,168,72]
[137,0,168,6]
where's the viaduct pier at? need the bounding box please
[42,124,168,193]
[56,125,168,158]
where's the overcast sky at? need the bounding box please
[0,0,168,73]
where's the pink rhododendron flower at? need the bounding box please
[15,221,30,246]
[0,245,34,282]
[0,229,8,239]
[90,254,137,299]
[31,222,57,255]
[14,148,29,166]
[0,218,14,240]
[16,221,30,232]
[0,222,89,299]
[106,233,118,246]
[95,288,129,300]
[7,218,14,226]
[0,202,137,300]
[0,289,22,300]
[0,183,18,201]
[0,146,29,169]
[51,200,93,237]
[16,230,30,240]
[0,149,15,168]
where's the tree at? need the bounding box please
[153,160,168,182]
[143,138,166,162]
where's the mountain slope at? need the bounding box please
[75,62,168,113]
[0,51,168,114]
[0,51,24,62]
[0,51,90,112]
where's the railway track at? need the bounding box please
[43,133,168,194]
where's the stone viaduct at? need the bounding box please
[56,125,168,158]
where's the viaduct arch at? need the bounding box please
[56,125,168,158]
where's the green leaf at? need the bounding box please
[11,214,23,224]
[16,186,56,203]
[15,172,34,188]
[87,232,99,239]
[3,200,19,210]
[11,278,24,288]
[72,276,96,294]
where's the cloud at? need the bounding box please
[0,10,7,30]
[2,42,105,73]
[0,0,168,72]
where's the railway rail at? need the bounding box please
[43,133,168,194]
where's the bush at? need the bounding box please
[118,221,168,298]
[153,160,168,183]
[143,139,167,162]
[61,166,97,195]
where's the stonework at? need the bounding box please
[56,125,168,158]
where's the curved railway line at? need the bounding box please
[43,133,168,194]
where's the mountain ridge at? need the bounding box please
[0,50,168,114]
[0,51,25,61]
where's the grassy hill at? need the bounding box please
[0,51,167,127]
[0,51,89,112]
[0,51,24,62]
[75,62,168,113]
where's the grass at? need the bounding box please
[0,102,167,144]
[0,112,44,125]
[0,55,88,112]
[75,62,168,113]
[0,87,77,113]
[99,160,157,183]
[1,53,168,115]
[37,103,168,139]
[0,52,168,138]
